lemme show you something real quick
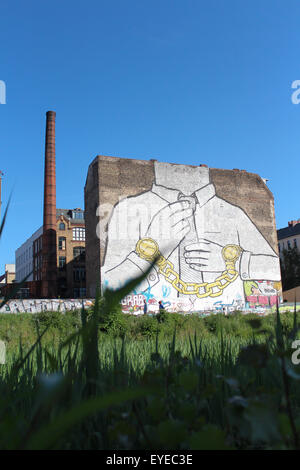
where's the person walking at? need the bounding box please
[157,300,166,323]
[143,299,148,315]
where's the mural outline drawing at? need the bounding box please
[102,162,281,311]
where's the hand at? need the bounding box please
[184,239,225,273]
[145,200,194,258]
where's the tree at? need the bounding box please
[280,246,300,291]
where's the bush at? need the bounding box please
[98,303,128,337]
[138,315,159,338]
[203,314,220,333]
[34,310,81,339]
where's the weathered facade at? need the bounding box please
[15,208,86,299]
[85,155,281,312]
[277,219,300,257]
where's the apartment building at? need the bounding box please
[15,208,86,298]
[277,219,300,256]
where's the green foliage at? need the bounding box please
[2,207,300,449]
[280,246,300,291]
[0,308,300,449]
[35,311,81,336]
[138,315,159,338]
[98,303,128,337]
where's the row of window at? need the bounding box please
[58,258,86,281]
[278,238,298,252]
[74,287,87,298]
[16,263,33,282]
[72,211,84,220]
[33,237,43,254]
[16,245,33,268]
[58,238,86,258]
[34,255,42,270]
[58,224,86,241]
[73,227,85,240]
[58,248,85,262]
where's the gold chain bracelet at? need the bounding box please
[135,238,242,298]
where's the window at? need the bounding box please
[73,227,85,241]
[72,211,84,220]
[58,278,67,291]
[294,239,298,248]
[278,244,281,253]
[59,222,66,230]
[74,287,86,298]
[73,246,85,259]
[287,240,291,250]
[73,267,86,282]
[59,256,66,269]
[58,237,66,250]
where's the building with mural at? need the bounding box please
[85,155,282,313]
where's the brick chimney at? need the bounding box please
[41,111,57,298]
[288,220,300,227]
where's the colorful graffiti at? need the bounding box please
[244,280,282,308]
[0,299,94,314]
[101,162,282,312]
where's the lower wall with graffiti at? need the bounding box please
[0,299,94,314]
[121,280,282,315]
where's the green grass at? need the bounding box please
[0,306,300,450]
[1,203,300,450]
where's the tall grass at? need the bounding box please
[1,202,300,449]
[0,306,299,449]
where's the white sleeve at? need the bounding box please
[237,210,281,281]
[102,200,159,291]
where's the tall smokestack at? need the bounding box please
[41,111,57,298]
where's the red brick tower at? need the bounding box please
[41,111,57,298]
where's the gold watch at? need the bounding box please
[135,238,160,262]
[222,244,242,264]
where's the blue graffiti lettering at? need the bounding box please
[162,285,171,298]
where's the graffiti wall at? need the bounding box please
[91,159,282,313]
[0,299,94,314]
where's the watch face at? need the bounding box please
[223,245,241,261]
[137,238,159,260]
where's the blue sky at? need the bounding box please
[0,0,300,269]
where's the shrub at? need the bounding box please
[34,310,81,335]
[138,315,159,338]
[98,303,128,337]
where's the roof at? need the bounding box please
[277,223,300,240]
[56,208,85,224]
